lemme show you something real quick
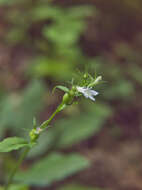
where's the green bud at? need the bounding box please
[83,73,87,78]
[71,86,76,92]
[88,76,102,87]
[62,93,71,104]
[69,90,74,97]
[94,76,102,84]
[62,90,75,105]
[29,129,39,142]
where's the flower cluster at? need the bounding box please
[76,75,102,101]
[58,73,102,104]
[76,86,98,101]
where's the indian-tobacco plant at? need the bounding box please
[0,72,102,190]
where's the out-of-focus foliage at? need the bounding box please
[0,80,46,139]
[56,102,111,148]
[59,184,103,190]
[1,0,142,189]
[0,1,100,189]
[3,0,94,81]
[28,102,111,158]
[0,0,18,5]
[15,153,89,186]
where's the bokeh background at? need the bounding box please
[0,0,142,190]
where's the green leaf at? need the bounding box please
[32,5,62,21]
[17,80,46,130]
[104,79,134,99]
[29,57,73,80]
[55,102,111,148]
[43,20,84,47]
[0,80,46,136]
[16,153,89,186]
[0,137,29,152]
[53,85,69,93]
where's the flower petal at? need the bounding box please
[89,96,95,101]
[76,86,85,93]
[84,93,89,98]
[90,90,99,96]
[76,86,98,101]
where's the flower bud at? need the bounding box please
[94,76,102,84]
[71,86,76,92]
[88,76,102,87]
[83,74,87,78]
[62,93,71,105]
[62,90,75,105]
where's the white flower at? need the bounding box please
[76,86,99,101]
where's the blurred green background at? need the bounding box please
[0,0,142,190]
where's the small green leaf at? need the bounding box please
[33,117,37,129]
[53,85,69,93]
[0,137,29,152]
[16,153,89,186]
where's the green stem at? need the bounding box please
[4,147,30,190]
[40,102,65,130]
